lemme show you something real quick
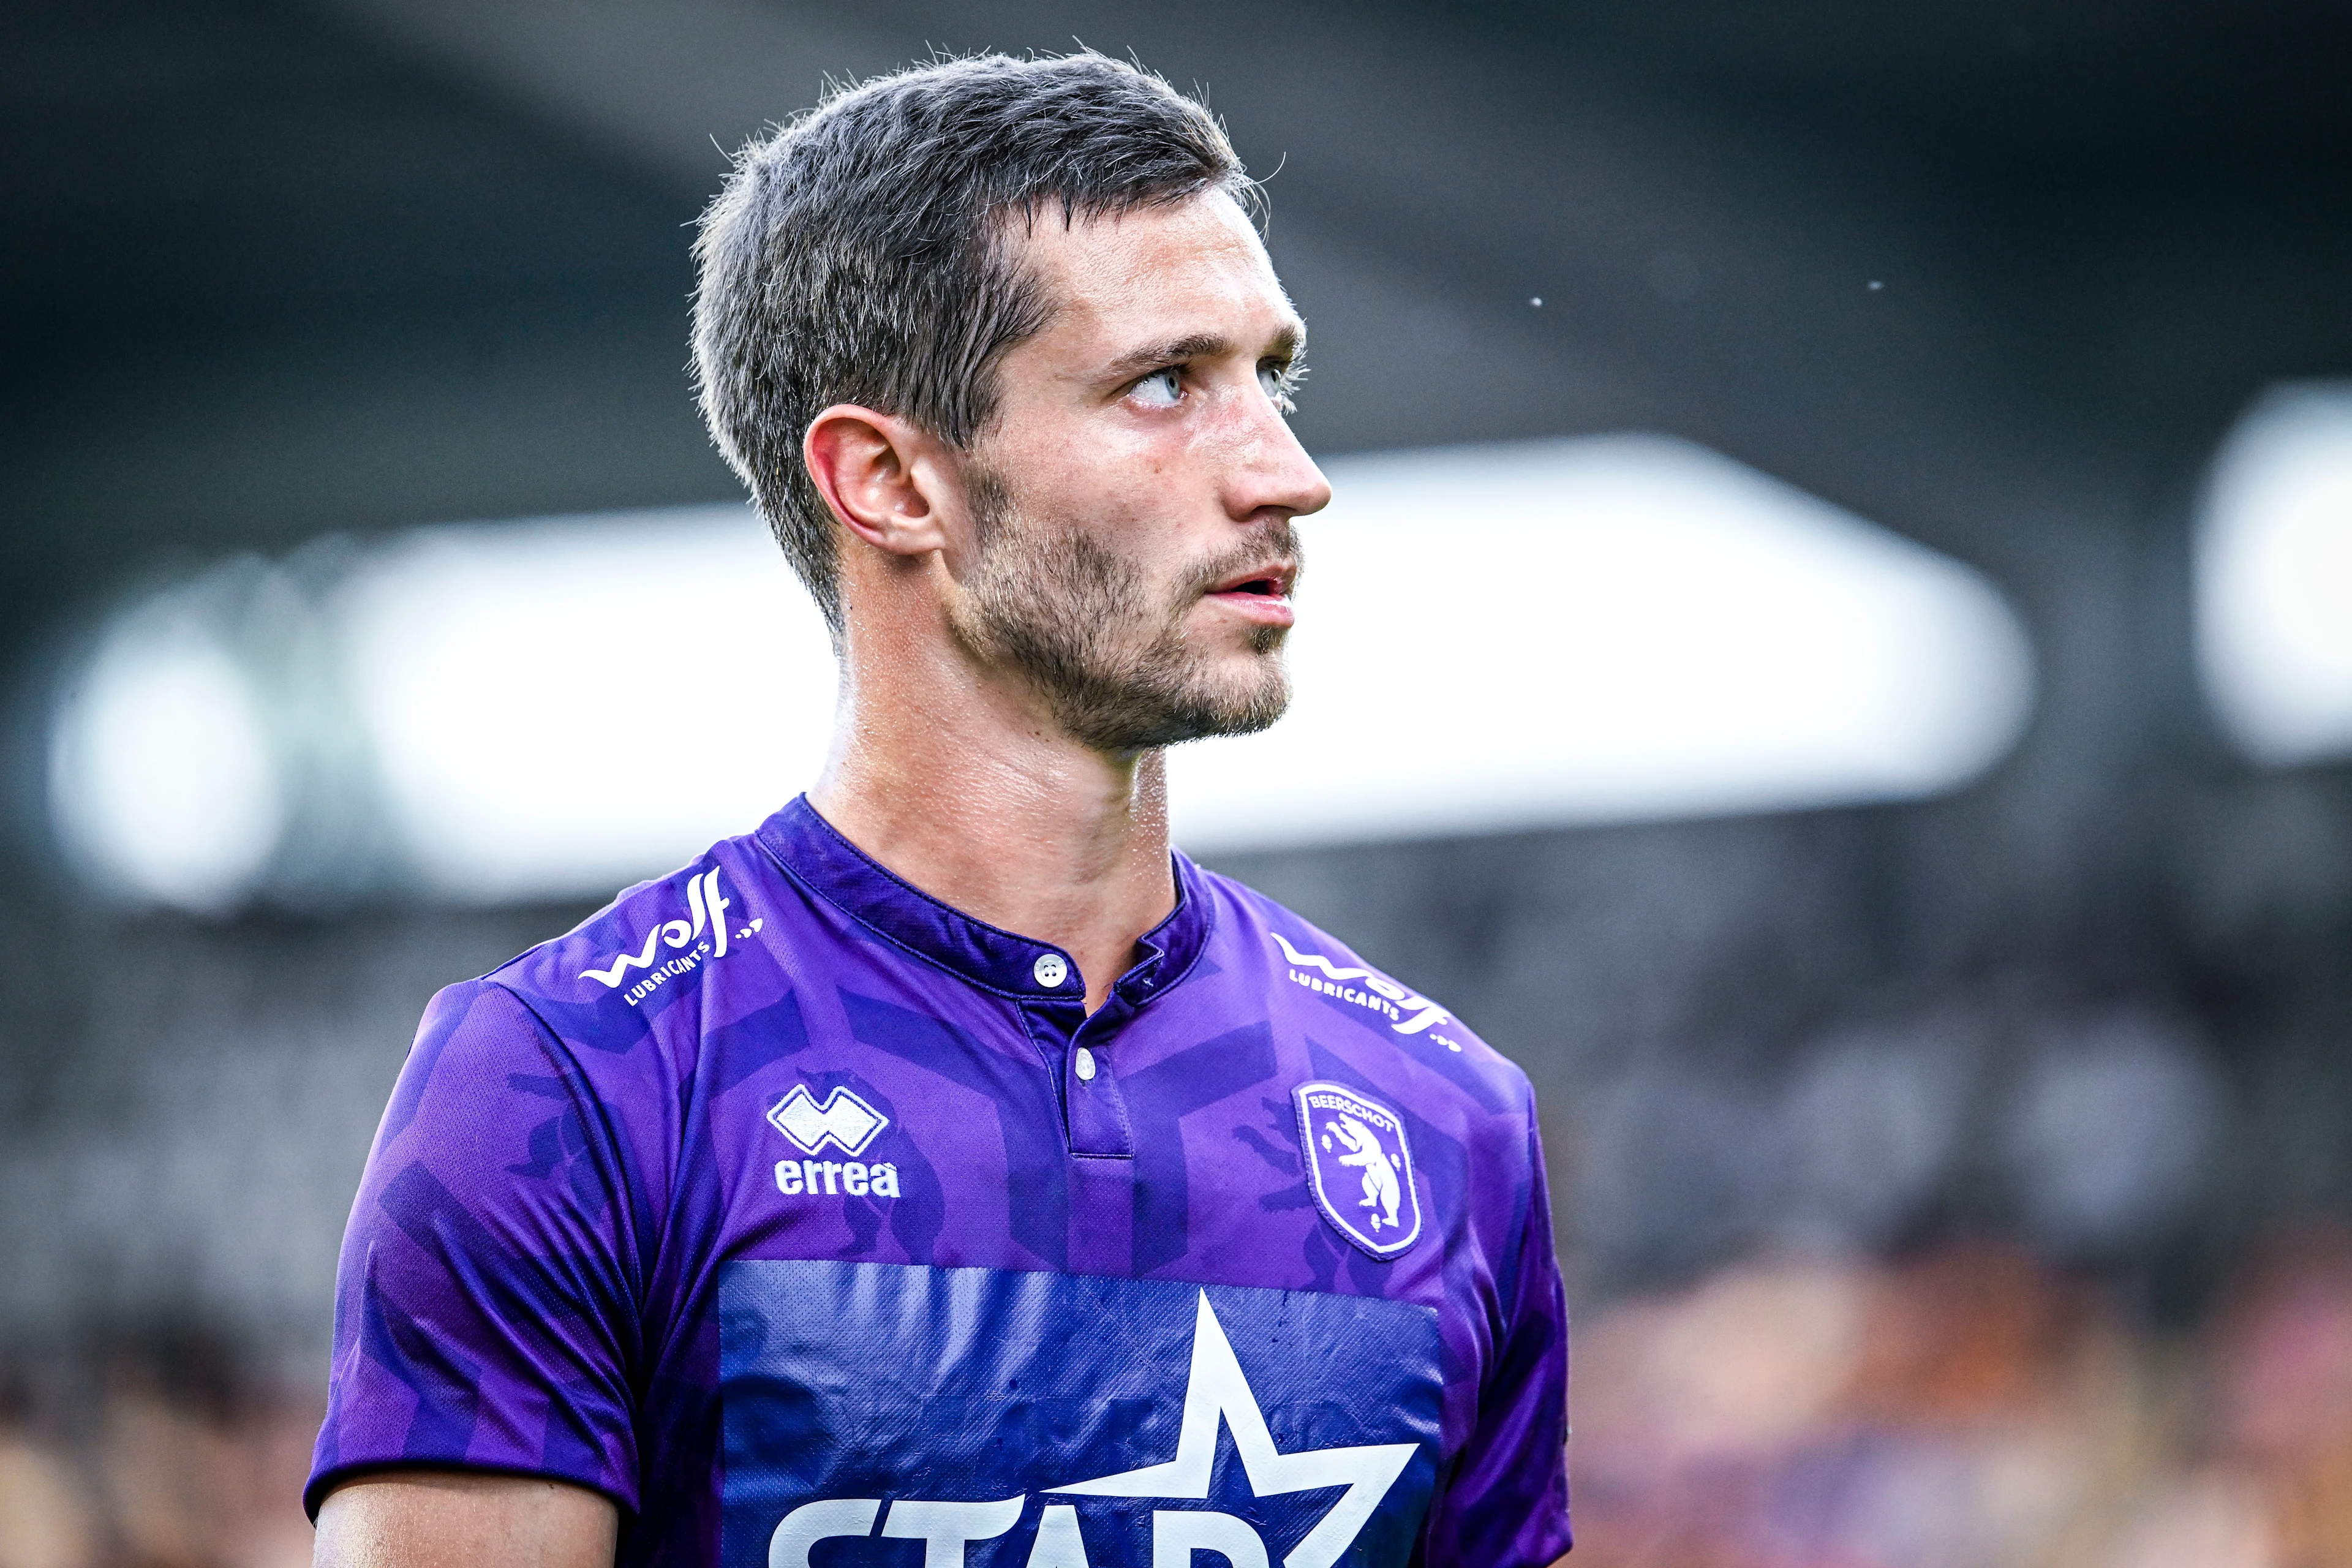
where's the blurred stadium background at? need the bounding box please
[8,2,2352,1564]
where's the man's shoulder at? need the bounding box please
[456,827,799,1040]
[1189,864,1536,1115]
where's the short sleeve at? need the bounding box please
[306,981,643,1518]
[1424,1109,1572,1566]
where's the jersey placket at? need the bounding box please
[1019,949,1178,1276]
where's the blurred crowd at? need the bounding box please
[1575,1231,2352,1568]
[3,1231,2350,1568]
[0,1340,317,1568]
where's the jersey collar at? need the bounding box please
[756,794,1213,1007]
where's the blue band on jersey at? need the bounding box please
[718,1260,1444,1568]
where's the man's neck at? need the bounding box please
[808,632,1177,1016]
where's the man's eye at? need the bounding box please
[1131,368,1183,408]
[1258,363,1298,412]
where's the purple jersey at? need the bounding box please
[308,796,1570,1568]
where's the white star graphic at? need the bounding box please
[1048,1291,1418,1568]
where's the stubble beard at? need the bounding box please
[947,470,1299,754]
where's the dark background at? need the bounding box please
[4,2,2351,1562]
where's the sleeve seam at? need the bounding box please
[1471,1076,1551,1414]
[304,1457,638,1523]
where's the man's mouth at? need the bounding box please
[1207,561,1297,596]
[1203,564,1298,626]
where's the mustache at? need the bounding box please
[1177,521,1303,603]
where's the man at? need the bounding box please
[308,52,1569,1568]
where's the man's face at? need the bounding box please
[945,191,1332,753]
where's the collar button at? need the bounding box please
[1033,952,1070,989]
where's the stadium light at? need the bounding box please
[47,436,2036,911]
[48,579,287,912]
[1171,436,2034,848]
[2196,383,2352,766]
[333,511,836,904]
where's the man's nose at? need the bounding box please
[1226,383,1332,522]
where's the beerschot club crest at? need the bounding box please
[1292,1082,1422,1259]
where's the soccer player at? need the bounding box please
[307,53,1569,1568]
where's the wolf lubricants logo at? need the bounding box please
[581,866,760,1006]
[1269,932,1454,1042]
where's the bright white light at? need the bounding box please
[2196,383,2352,764]
[1168,435,2035,850]
[55,437,2037,910]
[336,507,835,903]
[50,595,285,912]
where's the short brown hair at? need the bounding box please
[692,53,1251,634]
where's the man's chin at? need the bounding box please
[1154,668,1294,747]
[1055,666,1291,753]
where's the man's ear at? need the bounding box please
[802,404,962,558]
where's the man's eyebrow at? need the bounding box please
[1101,324,1305,382]
[1103,333,1229,381]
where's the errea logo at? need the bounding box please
[767,1085,889,1156]
[767,1085,902,1202]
